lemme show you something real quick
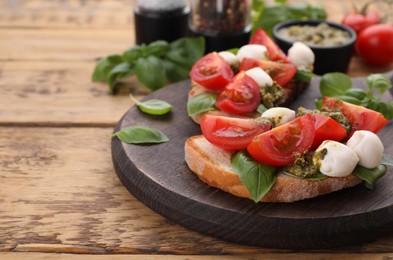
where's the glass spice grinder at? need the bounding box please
[189,0,252,53]
[134,0,190,45]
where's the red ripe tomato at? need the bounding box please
[247,114,315,166]
[189,52,234,91]
[215,71,261,115]
[311,114,347,149]
[342,11,380,34]
[200,114,272,150]
[355,24,393,66]
[321,96,388,136]
[239,58,297,86]
[249,28,289,63]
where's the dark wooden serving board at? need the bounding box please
[112,72,393,249]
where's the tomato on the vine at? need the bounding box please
[189,52,234,91]
[200,115,272,150]
[355,24,393,66]
[247,114,315,166]
[239,58,297,86]
[215,71,261,115]
[342,11,380,34]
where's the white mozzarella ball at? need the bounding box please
[346,130,384,169]
[236,44,269,62]
[245,67,273,87]
[261,107,296,126]
[218,51,239,66]
[287,42,315,69]
[314,140,359,177]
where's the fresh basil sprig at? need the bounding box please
[252,1,327,35]
[187,93,217,116]
[231,150,277,202]
[92,37,205,93]
[113,126,169,144]
[129,94,173,115]
[317,73,393,119]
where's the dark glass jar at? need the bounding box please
[134,0,190,45]
[189,0,252,53]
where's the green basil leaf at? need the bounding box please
[187,93,217,116]
[253,3,293,36]
[344,88,367,100]
[166,37,205,68]
[352,164,387,190]
[333,95,362,105]
[257,104,267,114]
[381,154,393,166]
[123,46,142,63]
[108,62,134,93]
[282,171,328,181]
[146,40,169,57]
[366,97,393,120]
[231,151,277,202]
[294,68,315,82]
[135,56,166,90]
[320,72,352,97]
[130,94,173,115]
[366,74,392,95]
[163,60,190,82]
[92,55,123,82]
[113,126,169,144]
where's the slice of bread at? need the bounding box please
[184,135,362,203]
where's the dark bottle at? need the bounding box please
[134,0,190,45]
[189,0,252,53]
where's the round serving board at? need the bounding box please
[112,72,393,249]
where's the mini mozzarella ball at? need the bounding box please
[346,130,384,169]
[287,42,315,69]
[261,107,296,126]
[314,140,359,177]
[245,67,273,87]
[236,44,269,62]
[218,51,239,67]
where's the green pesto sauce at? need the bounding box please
[260,82,285,108]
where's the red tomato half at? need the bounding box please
[189,52,234,91]
[249,28,289,63]
[215,71,261,115]
[355,24,393,66]
[200,115,272,150]
[311,114,347,149]
[239,58,297,86]
[321,96,388,136]
[247,114,315,166]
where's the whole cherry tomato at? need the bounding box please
[355,24,393,66]
[342,11,380,34]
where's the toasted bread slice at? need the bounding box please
[184,135,362,203]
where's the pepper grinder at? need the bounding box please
[134,0,190,45]
[189,0,252,53]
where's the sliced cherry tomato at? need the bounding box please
[200,114,272,150]
[311,114,347,149]
[239,58,297,86]
[355,24,393,66]
[247,114,315,166]
[342,11,380,34]
[321,96,388,136]
[249,28,289,63]
[215,71,261,114]
[189,52,234,91]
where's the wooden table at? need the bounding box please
[1,0,392,259]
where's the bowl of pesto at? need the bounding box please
[272,19,356,75]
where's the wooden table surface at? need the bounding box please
[1,0,392,259]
